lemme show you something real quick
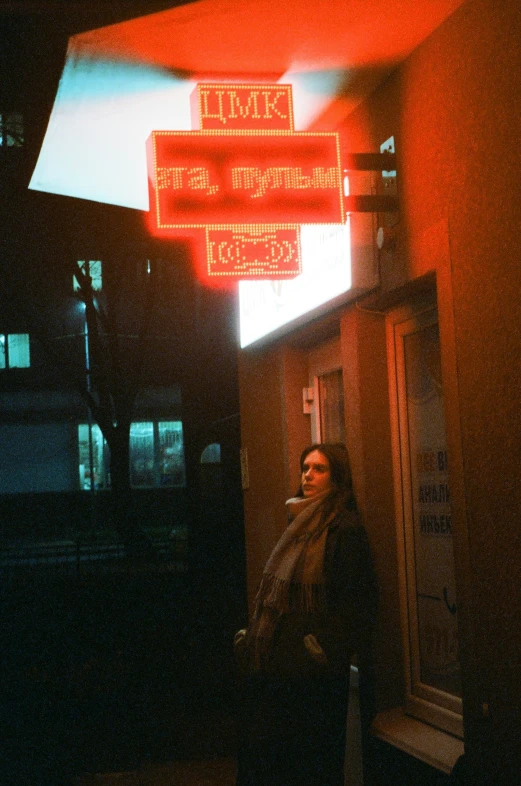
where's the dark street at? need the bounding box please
[0,558,240,786]
[1,556,453,786]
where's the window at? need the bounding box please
[130,421,185,487]
[200,442,223,495]
[0,111,24,147]
[0,422,77,494]
[317,369,345,443]
[388,305,462,738]
[78,423,110,490]
[200,443,221,464]
[78,420,185,490]
[74,260,103,292]
[0,333,30,368]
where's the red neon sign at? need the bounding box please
[206,227,301,278]
[191,83,294,131]
[147,131,345,227]
[146,83,346,281]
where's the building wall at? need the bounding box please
[238,346,292,605]
[340,307,405,711]
[397,0,520,777]
[239,0,521,779]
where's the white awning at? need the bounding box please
[29,0,466,210]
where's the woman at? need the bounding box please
[235,442,378,786]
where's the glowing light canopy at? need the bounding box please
[26,0,467,334]
[29,0,466,210]
[239,223,352,346]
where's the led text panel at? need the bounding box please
[191,84,294,131]
[206,226,301,279]
[148,131,345,228]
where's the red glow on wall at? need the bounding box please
[147,130,344,227]
[70,1,467,87]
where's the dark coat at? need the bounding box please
[235,507,379,786]
[265,507,378,677]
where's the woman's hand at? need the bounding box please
[303,634,328,665]
[234,628,247,650]
[233,629,250,674]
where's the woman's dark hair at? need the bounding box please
[297,442,357,512]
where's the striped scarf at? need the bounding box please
[248,490,335,670]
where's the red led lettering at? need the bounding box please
[192,83,293,131]
[206,227,301,278]
[147,132,344,226]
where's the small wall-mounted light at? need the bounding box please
[376,225,397,251]
[343,152,398,213]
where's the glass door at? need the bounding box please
[389,305,463,737]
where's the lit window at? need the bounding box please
[78,420,185,490]
[78,423,109,490]
[130,420,186,488]
[0,333,30,368]
[74,260,103,292]
[0,112,24,147]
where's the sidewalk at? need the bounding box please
[75,758,236,786]
[70,668,451,786]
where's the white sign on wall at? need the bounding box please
[239,223,352,347]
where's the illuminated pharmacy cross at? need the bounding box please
[146,83,345,279]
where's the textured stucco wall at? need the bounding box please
[339,0,521,776]
[238,347,288,610]
[341,307,405,710]
[238,344,310,611]
[399,1,521,777]
[238,0,521,777]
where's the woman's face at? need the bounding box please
[301,449,333,498]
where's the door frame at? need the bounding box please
[306,336,343,443]
[387,298,464,738]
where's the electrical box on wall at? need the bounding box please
[377,136,399,250]
[343,142,398,292]
[302,387,314,415]
[380,136,397,195]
